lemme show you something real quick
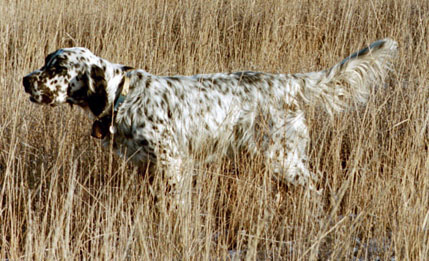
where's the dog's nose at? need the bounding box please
[23,75,33,93]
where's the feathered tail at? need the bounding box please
[298,38,398,115]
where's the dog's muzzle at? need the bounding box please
[23,74,53,104]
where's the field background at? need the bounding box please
[1,0,428,260]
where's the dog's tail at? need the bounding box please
[298,38,398,115]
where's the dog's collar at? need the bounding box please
[113,75,130,111]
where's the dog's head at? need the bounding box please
[23,47,130,116]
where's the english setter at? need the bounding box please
[23,39,397,195]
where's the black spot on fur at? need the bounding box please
[136,72,143,80]
[145,79,152,88]
[234,71,263,85]
[167,107,172,119]
[162,93,168,103]
[217,97,222,107]
[267,79,273,89]
[212,79,220,86]
[122,66,134,71]
[139,138,149,146]
[167,77,181,82]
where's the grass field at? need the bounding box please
[1,0,428,259]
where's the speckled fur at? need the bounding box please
[23,39,397,193]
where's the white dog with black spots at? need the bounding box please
[23,39,397,199]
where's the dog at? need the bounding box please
[23,39,397,196]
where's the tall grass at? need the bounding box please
[1,0,428,259]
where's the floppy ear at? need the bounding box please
[85,65,108,117]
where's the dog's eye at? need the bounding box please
[42,65,65,78]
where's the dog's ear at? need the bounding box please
[86,65,108,117]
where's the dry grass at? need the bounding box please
[1,0,428,259]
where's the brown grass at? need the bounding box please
[1,0,428,259]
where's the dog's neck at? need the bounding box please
[100,60,131,107]
[113,75,130,111]
[89,61,132,139]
